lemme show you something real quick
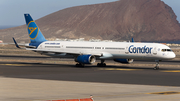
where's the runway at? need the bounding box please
[0,61,180,86]
[1,55,180,101]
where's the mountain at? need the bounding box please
[0,26,18,30]
[0,0,180,43]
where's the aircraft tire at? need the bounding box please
[97,63,106,67]
[153,66,159,70]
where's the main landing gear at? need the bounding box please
[154,60,159,70]
[97,60,106,67]
[76,63,85,67]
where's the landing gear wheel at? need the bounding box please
[154,60,160,70]
[154,66,159,70]
[97,63,101,67]
[97,60,106,67]
[103,63,106,67]
[76,63,85,67]
[97,63,106,67]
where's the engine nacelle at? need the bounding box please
[76,55,96,64]
[114,59,133,64]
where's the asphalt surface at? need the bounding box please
[0,55,180,87]
[1,55,180,101]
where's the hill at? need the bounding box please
[0,0,180,43]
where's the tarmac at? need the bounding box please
[1,77,180,101]
[0,55,180,101]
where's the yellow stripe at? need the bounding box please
[161,70,180,73]
[98,68,141,71]
[0,64,31,66]
[147,91,180,95]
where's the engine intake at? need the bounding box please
[76,55,96,64]
[114,59,133,64]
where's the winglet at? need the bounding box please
[12,37,21,48]
[132,38,134,42]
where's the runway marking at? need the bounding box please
[147,91,180,95]
[161,70,180,73]
[0,64,32,66]
[98,68,142,71]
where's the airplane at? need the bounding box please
[13,14,176,70]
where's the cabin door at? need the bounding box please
[125,45,129,54]
[153,47,157,55]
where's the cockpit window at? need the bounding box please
[161,49,172,52]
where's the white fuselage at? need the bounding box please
[35,41,176,60]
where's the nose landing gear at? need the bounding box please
[154,60,159,70]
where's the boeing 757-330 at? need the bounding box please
[13,14,176,70]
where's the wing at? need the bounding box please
[13,37,102,56]
[26,48,102,57]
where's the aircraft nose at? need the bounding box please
[170,52,176,59]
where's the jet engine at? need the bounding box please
[76,55,96,64]
[114,59,133,64]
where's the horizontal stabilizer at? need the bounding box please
[12,37,36,49]
[12,37,21,48]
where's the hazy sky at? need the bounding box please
[0,0,179,26]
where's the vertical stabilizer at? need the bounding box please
[24,14,46,45]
